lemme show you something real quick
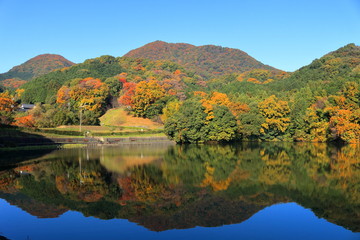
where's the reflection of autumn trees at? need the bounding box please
[200,163,231,191]
[258,148,291,185]
[121,166,184,206]
[0,170,20,193]
[329,145,360,203]
[0,143,359,231]
[55,173,108,202]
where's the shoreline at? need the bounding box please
[0,136,175,149]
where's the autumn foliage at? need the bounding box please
[13,115,36,128]
[132,80,165,117]
[0,91,15,112]
[57,77,109,112]
[118,82,136,107]
[258,95,291,139]
[0,91,16,125]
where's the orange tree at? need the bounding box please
[301,82,360,143]
[132,80,165,118]
[327,82,360,143]
[0,91,16,125]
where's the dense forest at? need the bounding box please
[0,42,359,143]
[125,40,279,79]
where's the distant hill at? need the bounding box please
[0,54,75,87]
[124,41,279,79]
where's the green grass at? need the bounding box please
[61,144,87,148]
[99,108,126,126]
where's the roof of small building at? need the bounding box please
[20,104,35,108]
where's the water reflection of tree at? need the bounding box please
[0,143,359,231]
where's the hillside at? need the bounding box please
[0,54,74,87]
[205,43,360,98]
[20,55,202,103]
[124,41,279,79]
[271,43,360,93]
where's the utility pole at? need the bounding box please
[79,105,84,133]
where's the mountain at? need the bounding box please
[124,41,280,79]
[0,54,75,87]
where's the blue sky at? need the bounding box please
[0,0,359,73]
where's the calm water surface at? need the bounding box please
[0,143,359,240]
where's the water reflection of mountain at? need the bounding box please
[0,192,68,218]
[0,143,359,232]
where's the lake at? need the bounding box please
[0,143,359,240]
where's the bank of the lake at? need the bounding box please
[0,126,172,148]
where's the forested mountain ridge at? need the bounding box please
[0,54,74,88]
[124,41,279,79]
[207,43,360,100]
[20,55,202,104]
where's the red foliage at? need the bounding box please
[13,115,35,128]
[118,82,136,107]
[1,79,27,88]
[79,77,103,89]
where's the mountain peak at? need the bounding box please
[327,43,360,58]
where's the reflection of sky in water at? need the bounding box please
[0,200,357,240]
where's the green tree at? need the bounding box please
[238,102,265,140]
[205,105,238,141]
[165,99,208,143]
[164,98,238,143]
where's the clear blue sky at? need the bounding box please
[0,0,359,73]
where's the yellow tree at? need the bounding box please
[195,91,249,121]
[258,95,290,140]
[162,100,181,122]
[304,106,330,142]
[132,80,165,117]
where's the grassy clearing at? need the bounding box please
[99,108,163,130]
[99,108,126,126]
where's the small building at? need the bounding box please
[18,104,35,112]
